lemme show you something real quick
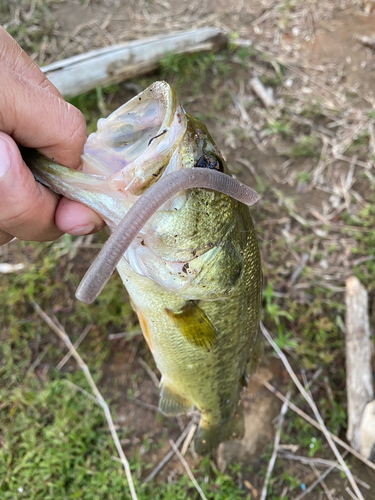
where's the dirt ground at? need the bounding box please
[3,0,375,498]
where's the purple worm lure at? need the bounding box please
[76,168,259,304]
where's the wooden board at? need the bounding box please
[345,275,374,452]
[41,28,227,97]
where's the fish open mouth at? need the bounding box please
[84,82,179,175]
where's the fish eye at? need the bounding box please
[196,151,224,172]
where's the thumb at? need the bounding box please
[0,136,14,245]
[0,132,63,244]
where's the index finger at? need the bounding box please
[0,61,87,169]
[0,27,87,169]
[0,26,63,99]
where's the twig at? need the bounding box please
[310,463,334,500]
[289,112,335,138]
[108,330,142,340]
[250,76,275,108]
[331,154,369,169]
[143,419,197,484]
[288,253,309,286]
[32,301,138,500]
[260,322,365,500]
[181,422,198,456]
[279,61,346,108]
[311,140,328,185]
[57,322,93,370]
[64,379,100,405]
[280,451,366,478]
[260,389,291,500]
[231,91,250,123]
[235,157,259,178]
[346,156,357,190]
[124,394,159,412]
[29,344,51,371]
[262,380,375,472]
[169,439,208,500]
[138,358,160,387]
[280,451,333,467]
[293,451,349,500]
[176,416,185,432]
[346,487,360,500]
[244,479,259,497]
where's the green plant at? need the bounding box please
[307,436,323,457]
[345,130,370,157]
[262,119,293,139]
[160,51,216,92]
[290,135,321,158]
[237,46,251,61]
[294,171,310,184]
[263,284,296,350]
[282,471,300,489]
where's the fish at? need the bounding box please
[24,81,262,454]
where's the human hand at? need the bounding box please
[0,27,105,246]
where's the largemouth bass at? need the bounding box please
[25,81,262,454]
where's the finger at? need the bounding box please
[55,198,106,235]
[0,26,63,98]
[0,62,86,169]
[0,132,63,242]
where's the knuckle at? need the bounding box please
[61,102,87,147]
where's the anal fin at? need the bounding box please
[159,380,193,417]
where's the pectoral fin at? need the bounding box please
[159,380,193,416]
[165,302,217,351]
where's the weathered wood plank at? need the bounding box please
[345,275,374,454]
[41,28,227,97]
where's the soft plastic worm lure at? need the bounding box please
[76,168,259,304]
